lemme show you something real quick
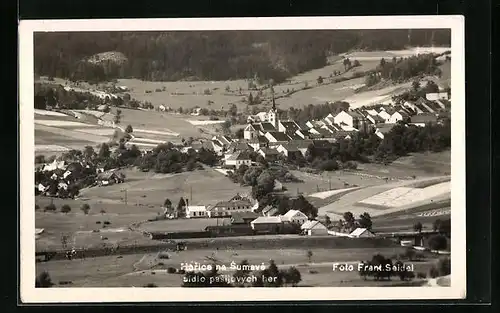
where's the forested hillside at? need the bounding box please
[34,29,450,83]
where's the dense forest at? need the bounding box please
[34,29,450,83]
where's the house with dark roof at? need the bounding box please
[264,131,291,147]
[230,211,260,225]
[257,147,280,160]
[278,120,301,134]
[247,135,269,151]
[224,151,252,169]
[388,110,411,124]
[374,124,395,139]
[410,113,438,127]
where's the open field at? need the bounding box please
[79,168,252,207]
[317,175,450,219]
[372,207,450,233]
[36,245,439,287]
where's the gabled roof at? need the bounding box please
[210,199,253,210]
[376,124,395,134]
[280,120,301,133]
[347,110,365,119]
[231,211,260,223]
[288,139,313,149]
[266,131,291,142]
[259,147,280,155]
[286,132,303,141]
[312,140,331,148]
[260,122,276,131]
[349,227,374,237]
[251,216,282,224]
[301,220,328,230]
[283,209,307,219]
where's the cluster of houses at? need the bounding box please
[182,193,375,238]
[183,91,451,169]
[35,159,125,197]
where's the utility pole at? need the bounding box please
[190,186,193,204]
[329,179,332,190]
[122,189,127,205]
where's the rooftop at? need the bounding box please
[266,131,291,142]
[411,113,438,124]
[251,216,282,224]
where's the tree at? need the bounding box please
[284,267,301,286]
[45,203,57,212]
[306,250,313,263]
[36,271,54,288]
[80,203,91,215]
[324,215,332,227]
[248,92,254,105]
[177,197,186,217]
[358,212,372,230]
[412,80,421,91]
[353,59,361,67]
[233,259,252,287]
[413,222,423,233]
[98,143,111,159]
[186,160,196,171]
[125,125,133,133]
[343,211,356,230]
[428,234,448,251]
[35,155,46,164]
[437,257,451,276]
[235,128,244,139]
[61,204,71,214]
[317,76,323,84]
[164,198,172,208]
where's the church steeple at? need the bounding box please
[271,87,276,112]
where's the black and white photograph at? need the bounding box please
[19,16,465,302]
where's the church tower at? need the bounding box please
[268,87,279,129]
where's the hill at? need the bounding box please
[34,29,451,84]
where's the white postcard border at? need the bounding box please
[19,15,466,303]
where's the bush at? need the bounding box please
[125,125,133,133]
[80,204,91,215]
[144,283,157,287]
[61,204,71,213]
[428,266,439,278]
[167,267,177,274]
[103,221,111,225]
[437,257,451,276]
[44,204,57,211]
[428,234,448,251]
[96,221,101,224]
[417,272,427,279]
[35,204,40,211]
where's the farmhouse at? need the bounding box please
[207,199,253,218]
[250,216,283,233]
[96,170,124,186]
[388,110,411,124]
[248,135,270,151]
[301,220,329,236]
[185,205,208,218]
[349,228,375,238]
[333,110,366,129]
[257,147,280,160]
[224,151,252,169]
[280,209,308,225]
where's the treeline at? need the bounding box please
[365,53,442,87]
[287,101,350,125]
[34,29,450,83]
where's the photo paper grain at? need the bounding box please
[19,16,466,303]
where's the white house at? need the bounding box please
[224,151,251,169]
[388,110,411,124]
[301,220,329,236]
[185,206,208,218]
[426,92,449,101]
[280,210,308,225]
[207,200,253,218]
[243,123,260,140]
[334,110,364,129]
[349,228,375,238]
[377,110,392,123]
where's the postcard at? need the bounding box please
[19,15,465,302]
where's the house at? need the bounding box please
[96,170,124,186]
[278,120,302,134]
[97,104,109,112]
[367,113,386,125]
[410,113,438,127]
[426,92,449,101]
[277,140,312,157]
[250,216,283,233]
[388,110,411,124]
[224,151,252,169]
[185,206,208,218]
[374,124,395,139]
[415,97,437,113]
[207,199,253,218]
[257,147,280,160]
[333,110,366,129]
[42,160,66,172]
[377,109,392,123]
[273,180,284,192]
[243,123,261,140]
[261,205,279,217]
[212,135,233,147]
[248,135,269,151]
[301,220,329,236]
[230,211,260,225]
[349,228,375,238]
[281,210,308,225]
[264,131,291,144]
[227,141,252,152]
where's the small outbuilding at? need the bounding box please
[349,228,375,238]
